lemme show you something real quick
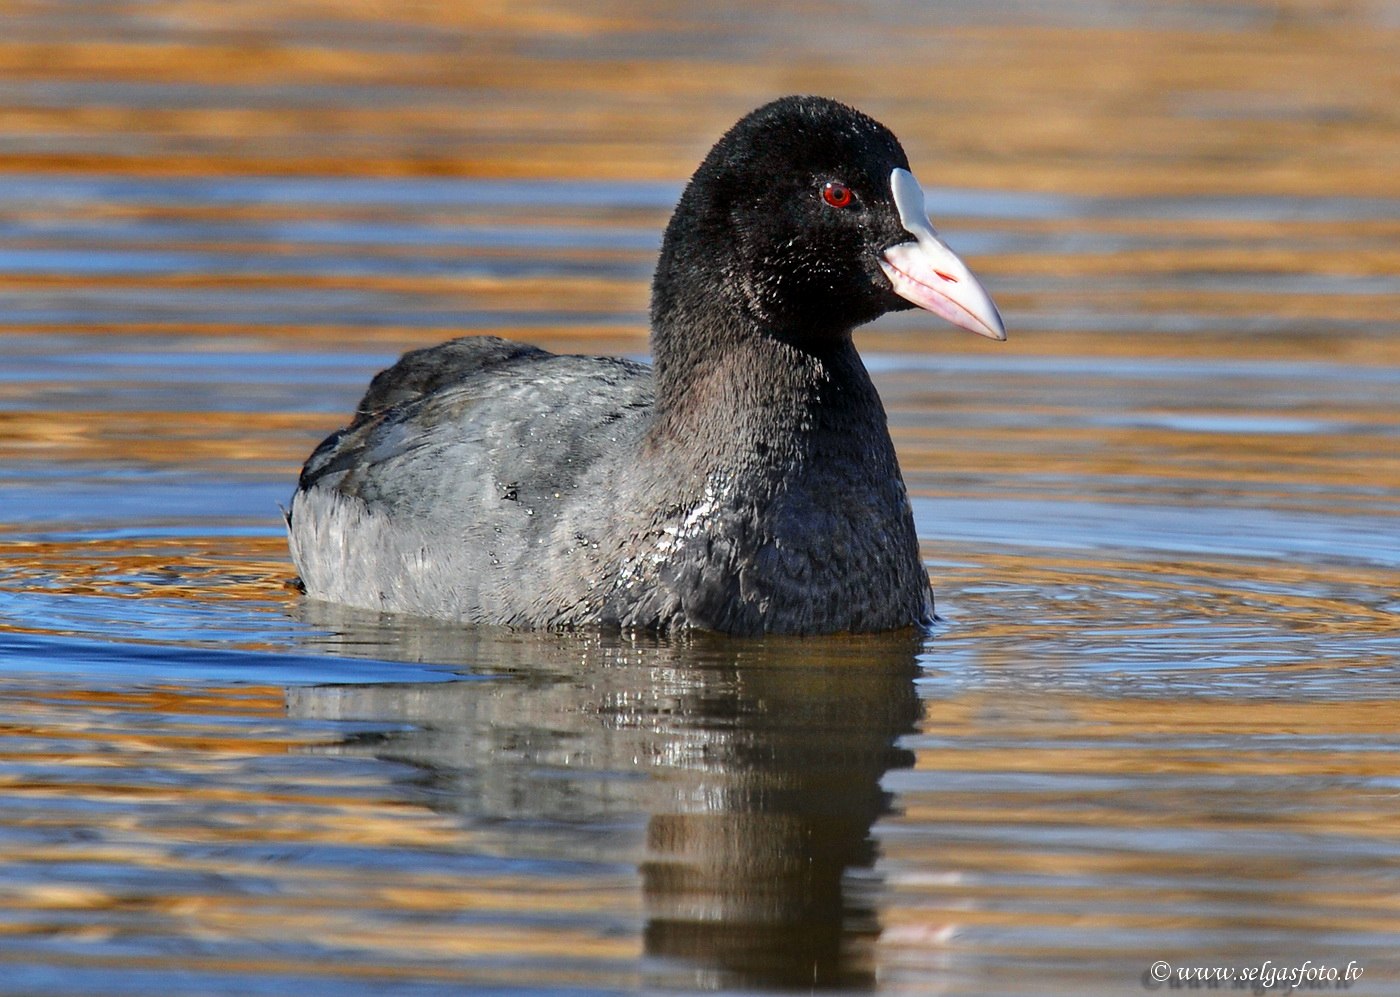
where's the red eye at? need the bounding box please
[822,181,853,208]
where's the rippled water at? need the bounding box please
[2,1,1399,994]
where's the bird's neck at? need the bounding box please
[646,312,889,476]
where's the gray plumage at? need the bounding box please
[289,333,930,634]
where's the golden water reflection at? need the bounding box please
[5,629,1399,993]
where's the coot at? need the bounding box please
[288,96,1006,634]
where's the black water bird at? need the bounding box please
[288,96,1006,634]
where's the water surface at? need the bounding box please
[1,1,1398,994]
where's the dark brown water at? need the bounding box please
[1,1,1398,994]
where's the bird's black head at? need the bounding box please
[653,95,919,343]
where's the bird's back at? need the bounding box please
[288,336,653,622]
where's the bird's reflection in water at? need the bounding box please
[639,640,920,990]
[287,604,923,990]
